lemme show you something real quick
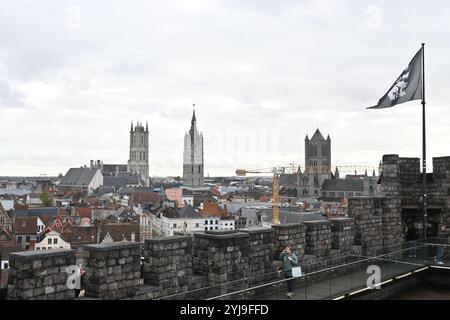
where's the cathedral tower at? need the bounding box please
[183,106,204,187]
[298,129,332,198]
[128,120,149,187]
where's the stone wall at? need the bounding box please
[432,157,450,224]
[271,223,306,259]
[381,197,403,251]
[83,242,141,300]
[193,230,250,298]
[304,220,331,258]
[242,228,275,283]
[381,155,450,228]
[398,157,421,206]
[7,249,76,300]
[141,236,192,297]
[348,198,383,256]
[329,218,354,254]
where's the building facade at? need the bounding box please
[35,231,71,251]
[128,121,150,187]
[58,167,103,195]
[298,129,332,200]
[165,188,183,206]
[183,108,204,187]
[0,204,13,233]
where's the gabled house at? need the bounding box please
[35,231,71,251]
[0,205,13,233]
[58,167,103,195]
[26,193,43,206]
[15,216,45,250]
[99,222,139,243]
[1,244,21,270]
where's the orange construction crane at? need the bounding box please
[236,167,287,225]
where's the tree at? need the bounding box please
[40,191,53,207]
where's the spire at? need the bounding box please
[335,167,340,179]
[311,129,325,141]
[305,134,310,141]
[191,104,197,129]
[365,169,368,177]
[131,121,133,131]
[146,121,148,132]
[372,169,376,177]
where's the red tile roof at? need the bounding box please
[14,217,39,235]
[77,208,92,219]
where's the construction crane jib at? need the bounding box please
[235,167,286,225]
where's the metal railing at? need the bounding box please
[157,239,449,301]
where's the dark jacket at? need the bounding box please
[406,227,418,241]
[279,251,299,276]
[437,229,448,244]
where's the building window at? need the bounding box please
[205,227,208,231]
[18,236,22,243]
[196,223,199,228]
[172,223,177,228]
[215,220,218,225]
[215,227,218,230]
[210,227,213,230]
[53,238,58,244]
[205,220,208,225]
[48,239,52,244]
[26,236,30,243]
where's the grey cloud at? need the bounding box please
[0,79,27,109]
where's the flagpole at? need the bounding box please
[421,43,427,241]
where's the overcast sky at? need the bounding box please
[1,0,449,177]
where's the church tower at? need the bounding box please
[298,129,332,198]
[183,106,204,187]
[128,120,149,187]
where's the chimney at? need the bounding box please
[90,160,94,169]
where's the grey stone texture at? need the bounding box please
[7,249,76,300]
[142,236,193,297]
[83,242,142,300]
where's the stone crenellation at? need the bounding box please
[141,236,193,297]
[7,249,76,300]
[83,242,142,300]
